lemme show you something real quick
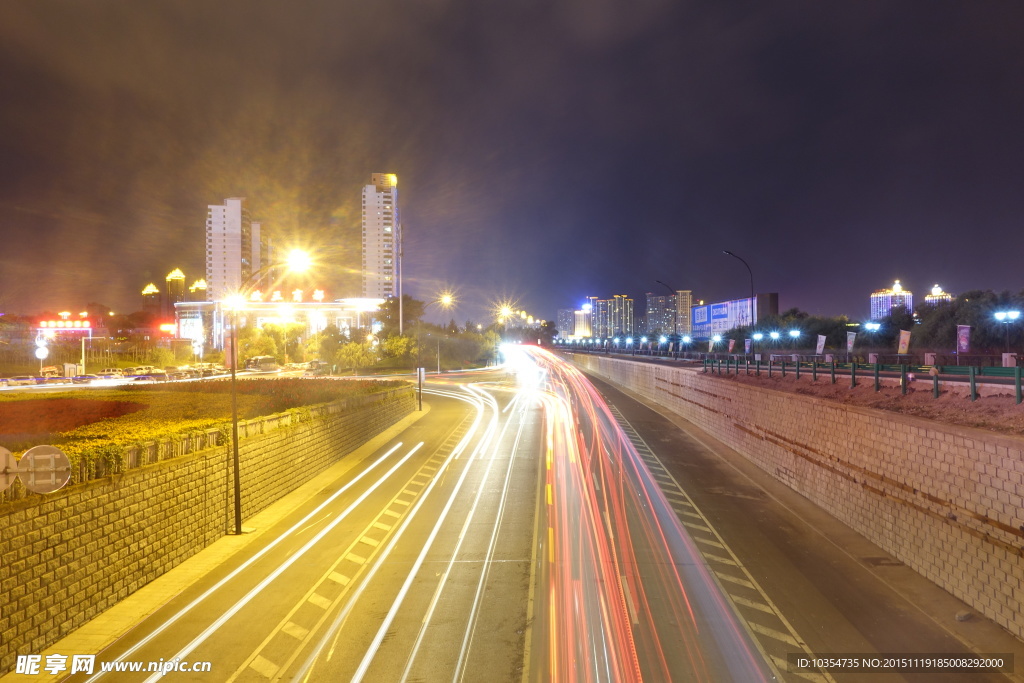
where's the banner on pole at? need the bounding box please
[956,325,971,354]
[708,340,714,352]
[745,338,752,354]
[815,335,826,355]
[846,331,857,353]
[728,339,736,353]
[898,329,912,355]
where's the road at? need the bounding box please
[22,350,1021,682]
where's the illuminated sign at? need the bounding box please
[38,320,91,329]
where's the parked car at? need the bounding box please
[134,370,169,382]
[98,368,124,378]
[4,376,38,386]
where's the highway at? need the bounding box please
[37,349,1021,682]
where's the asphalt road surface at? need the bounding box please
[20,351,1022,683]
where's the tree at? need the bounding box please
[381,335,414,359]
[306,324,348,364]
[377,296,426,336]
[336,341,378,373]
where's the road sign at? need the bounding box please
[18,445,72,493]
[0,447,17,492]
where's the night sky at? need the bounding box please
[2,1,1023,325]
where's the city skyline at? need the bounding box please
[1,3,1023,324]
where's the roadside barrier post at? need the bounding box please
[874,364,880,392]
[900,365,908,395]
[831,362,836,384]
[812,361,817,382]
[969,366,977,402]
[755,359,761,377]
[933,374,940,399]
[1016,367,1022,405]
[769,360,773,378]
[851,362,857,388]
[795,360,801,380]
[781,360,787,377]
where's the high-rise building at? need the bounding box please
[924,284,953,305]
[187,279,208,302]
[164,269,185,318]
[870,280,913,319]
[674,290,694,335]
[593,298,611,338]
[608,295,634,337]
[205,198,266,301]
[362,173,401,299]
[141,283,160,314]
[645,294,674,334]
[556,308,576,338]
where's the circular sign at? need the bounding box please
[19,445,72,494]
[35,347,49,360]
[0,447,17,492]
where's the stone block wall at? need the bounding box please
[0,386,414,673]
[572,355,1024,640]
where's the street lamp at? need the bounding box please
[994,310,1021,353]
[723,250,755,328]
[224,248,311,535]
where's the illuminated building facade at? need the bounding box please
[573,307,591,338]
[141,283,160,314]
[924,284,953,305]
[362,174,401,299]
[645,291,694,335]
[174,296,384,355]
[205,198,268,302]
[556,308,575,338]
[870,280,914,319]
[608,295,634,337]
[164,269,186,318]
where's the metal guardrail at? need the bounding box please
[696,357,1023,404]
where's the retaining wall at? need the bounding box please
[0,386,415,673]
[571,354,1024,640]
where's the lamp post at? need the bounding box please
[994,310,1021,353]
[225,249,311,535]
[723,250,755,328]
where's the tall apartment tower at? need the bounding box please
[361,174,401,299]
[205,198,266,301]
[674,290,693,335]
[609,295,635,337]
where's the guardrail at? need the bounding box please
[698,357,1023,404]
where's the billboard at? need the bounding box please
[690,297,756,339]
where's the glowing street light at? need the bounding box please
[788,329,801,339]
[225,249,312,536]
[994,310,1021,353]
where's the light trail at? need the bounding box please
[522,345,774,682]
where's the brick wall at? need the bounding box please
[572,355,1024,640]
[0,387,414,673]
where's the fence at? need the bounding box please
[698,356,1024,404]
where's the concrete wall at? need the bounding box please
[0,387,415,673]
[571,355,1024,640]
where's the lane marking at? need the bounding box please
[748,622,801,647]
[249,656,278,679]
[282,622,309,640]
[308,593,332,610]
